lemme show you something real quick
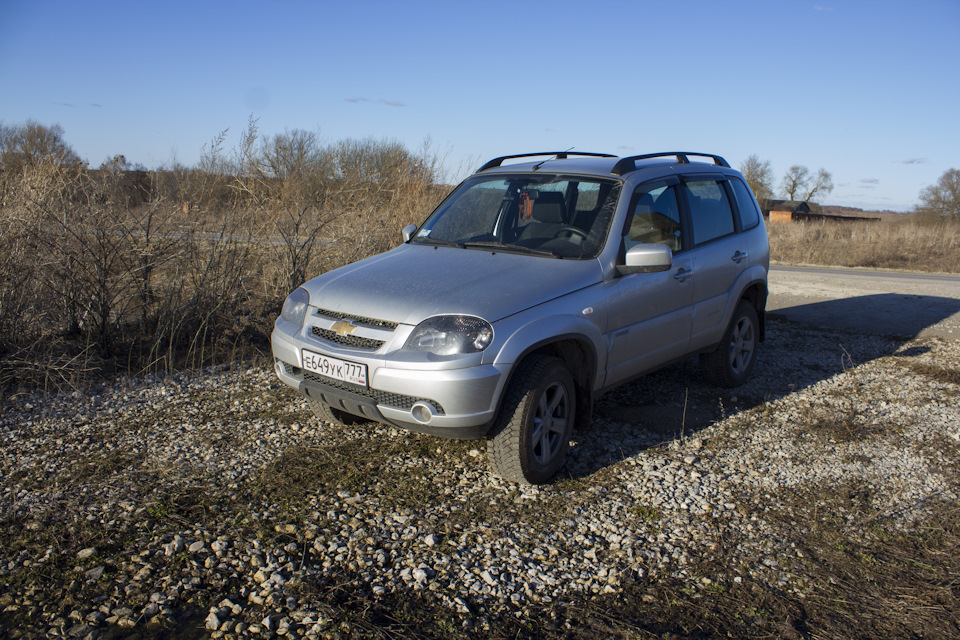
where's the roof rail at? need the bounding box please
[477,151,616,172]
[611,152,730,175]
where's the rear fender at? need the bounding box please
[699,266,768,351]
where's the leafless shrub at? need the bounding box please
[0,122,450,391]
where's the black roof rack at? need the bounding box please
[611,152,730,175]
[477,151,616,172]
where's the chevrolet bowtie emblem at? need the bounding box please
[331,320,358,336]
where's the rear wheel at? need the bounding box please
[305,397,366,426]
[488,355,575,484]
[700,301,759,388]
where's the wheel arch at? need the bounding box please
[497,335,597,432]
[738,280,768,342]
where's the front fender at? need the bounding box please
[492,313,606,382]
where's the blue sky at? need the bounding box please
[1,0,957,211]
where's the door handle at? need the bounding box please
[732,250,748,263]
[674,267,694,281]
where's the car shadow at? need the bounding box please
[560,293,960,480]
[767,292,960,340]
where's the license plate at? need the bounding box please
[301,349,368,387]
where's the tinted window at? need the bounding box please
[626,182,682,252]
[684,179,735,245]
[730,177,761,230]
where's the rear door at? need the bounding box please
[680,175,747,349]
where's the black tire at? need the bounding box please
[305,397,365,426]
[700,301,759,388]
[487,355,575,484]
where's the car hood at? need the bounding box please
[301,244,603,325]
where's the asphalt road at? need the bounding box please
[768,265,960,341]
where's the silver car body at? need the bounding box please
[272,153,769,438]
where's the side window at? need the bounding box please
[626,183,682,252]
[730,177,761,230]
[684,179,735,246]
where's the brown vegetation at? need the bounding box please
[0,123,449,391]
[768,215,960,273]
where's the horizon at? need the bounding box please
[2,0,958,213]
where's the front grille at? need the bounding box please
[302,370,445,415]
[315,308,398,330]
[311,327,385,350]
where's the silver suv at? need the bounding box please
[272,152,769,484]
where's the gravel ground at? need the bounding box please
[1,318,958,639]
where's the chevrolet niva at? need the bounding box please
[272,151,769,484]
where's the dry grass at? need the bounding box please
[0,136,450,392]
[768,216,960,273]
[902,361,960,387]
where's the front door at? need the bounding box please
[604,179,693,387]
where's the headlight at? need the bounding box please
[403,315,493,355]
[280,288,309,325]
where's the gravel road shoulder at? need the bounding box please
[1,319,959,639]
[769,265,960,340]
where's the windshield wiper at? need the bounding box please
[462,241,561,259]
[411,237,464,249]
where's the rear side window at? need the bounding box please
[730,177,761,230]
[684,179,735,246]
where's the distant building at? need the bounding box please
[764,200,879,223]
[766,200,811,223]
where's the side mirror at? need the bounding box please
[402,224,417,242]
[617,243,673,275]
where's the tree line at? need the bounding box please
[738,152,959,219]
[737,154,834,208]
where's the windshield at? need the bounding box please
[411,174,622,259]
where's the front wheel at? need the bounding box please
[487,355,575,484]
[700,301,759,388]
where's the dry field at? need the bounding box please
[767,216,960,274]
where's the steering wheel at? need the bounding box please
[554,226,588,242]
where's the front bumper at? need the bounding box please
[271,328,507,439]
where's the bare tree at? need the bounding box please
[0,120,82,168]
[803,168,834,203]
[916,168,960,219]
[233,123,343,292]
[781,165,834,203]
[739,154,774,206]
[258,128,331,181]
[333,137,434,186]
[781,165,810,201]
